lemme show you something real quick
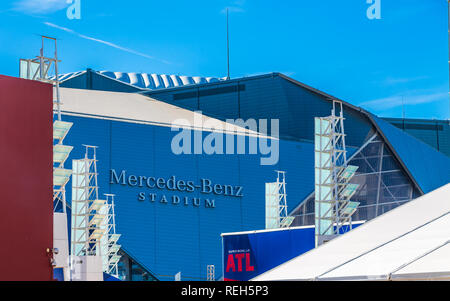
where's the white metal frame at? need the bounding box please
[315,100,360,246]
[265,171,293,229]
[207,265,215,281]
[100,194,122,278]
[70,146,122,279]
[71,145,106,257]
[19,36,63,121]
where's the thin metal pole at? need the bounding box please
[54,38,62,121]
[226,8,230,80]
[40,37,44,80]
[447,1,450,124]
[402,96,405,119]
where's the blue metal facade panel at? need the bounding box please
[197,152,242,279]
[60,72,88,90]
[278,78,372,146]
[199,84,240,120]
[384,118,450,158]
[438,124,450,157]
[372,115,450,193]
[60,113,316,281]
[111,122,158,272]
[166,87,199,111]
[238,76,289,121]
[147,74,372,147]
[405,129,438,150]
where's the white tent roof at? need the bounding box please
[253,183,450,281]
[58,87,269,138]
[390,242,450,280]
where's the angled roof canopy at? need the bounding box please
[368,114,450,194]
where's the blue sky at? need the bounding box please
[0,0,448,120]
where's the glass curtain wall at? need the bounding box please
[291,132,421,227]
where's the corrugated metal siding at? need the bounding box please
[166,87,199,111]
[239,76,289,130]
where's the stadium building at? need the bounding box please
[48,69,450,281]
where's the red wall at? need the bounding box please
[0,75,53,280]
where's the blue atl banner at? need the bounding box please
[222,227,315,281]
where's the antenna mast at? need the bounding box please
[448,1,450,124]
[226,8,230,80]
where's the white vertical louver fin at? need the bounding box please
[151,74,162,89]
[160,74,172,88]
[141,73,151,88]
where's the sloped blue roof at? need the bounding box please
[370,114,450,194]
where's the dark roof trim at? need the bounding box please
[382,117,450,124]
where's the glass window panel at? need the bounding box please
[290,133,422,226]
[361,141,382,157]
